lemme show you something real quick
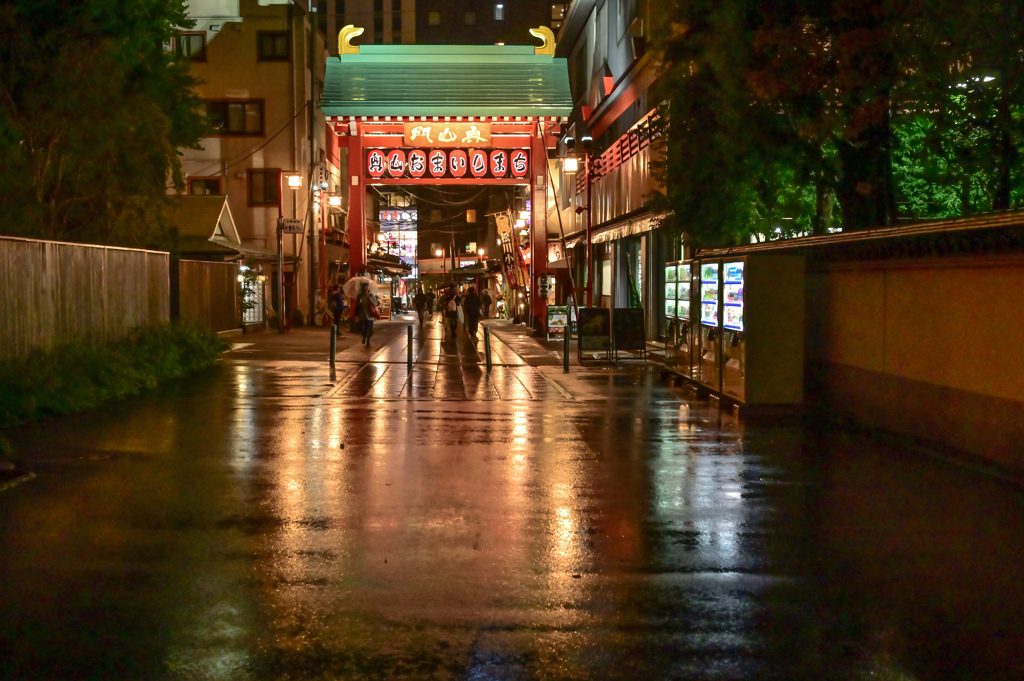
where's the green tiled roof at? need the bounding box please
[321,45,572,118]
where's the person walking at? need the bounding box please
[463,286,482,338]
[329,284,346,333]
[481,290,492,318]
[355,283,377,346]
[445,289,460,338]
[425,289,436,319]
[414,289,427,326]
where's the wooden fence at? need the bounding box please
[173,260,241,333]
[0,236,169,362]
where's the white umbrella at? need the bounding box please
[343,276,379,298]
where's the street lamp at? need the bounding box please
[435,248,446,279]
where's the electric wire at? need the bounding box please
[168,102,311,189]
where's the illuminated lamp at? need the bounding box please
[328,196,342,207]
[563,157,579,173]
[518,210,530,220]
[515,219,526,228]
[286,174,302,188]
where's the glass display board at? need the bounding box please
[665,265,678,283]
[723,261,744,332]
[700,262,719,327]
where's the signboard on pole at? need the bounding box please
[279,218,304,234]
[547,305,568,340]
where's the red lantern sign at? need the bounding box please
[510,149,529,178]
[387,150,406,178]
[429,150,447,178]
[489,150,508,178]
[367,149,386,179]
[469,149,488,178]
[408,149,427,178]
[449,150,468,178]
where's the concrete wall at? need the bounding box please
[0,237,169,362]
[176,260,241,333]
[806,254,1024,472]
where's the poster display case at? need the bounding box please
[690,254,804,407]
[663,262,692,372]
[722,261,745,400]
[698,262,720,390]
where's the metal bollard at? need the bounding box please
[407,325,413,368]
[330,325,337,375]
[563,327,570,374]
[484,326,493,372]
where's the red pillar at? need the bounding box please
[346,120,366,277]
[530,126,548,330]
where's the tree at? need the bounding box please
[0,0,208,247]
[649,0,1024,246]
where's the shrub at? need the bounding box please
[0,322,226,427]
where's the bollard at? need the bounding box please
[563,327,570,374]
[484,327,493,372]
[330,325,337,374]
[407,325,413,368]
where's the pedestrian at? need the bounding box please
[463,286,482,338]
[331,285,345,333]
[426,289,435,319]
[481,289,492,318]
[356,282,378,346]
[414,289,427,326]
[446,289,460,338]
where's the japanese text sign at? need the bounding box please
[404,122,492,148]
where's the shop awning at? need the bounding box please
[592,212,667,244]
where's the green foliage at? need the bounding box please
[0,0,208,247]
[649,0,1024,247]
[0,322,225,427]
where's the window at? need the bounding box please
[464,11,476,24]
[493,3,504,20]
[373,0,384,42]
[174,32,206,61]
[189,178,221,195]
[258,32,289,61]
[248,169,280,206]
[428,11,440,25]
[206,100,263,135]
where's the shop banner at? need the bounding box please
[496,214,527,289]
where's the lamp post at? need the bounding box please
[278,174,302,333]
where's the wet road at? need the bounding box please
[2,317,1023,680]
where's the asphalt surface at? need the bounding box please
[1,315,1023,680]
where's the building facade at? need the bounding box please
[553,0,673,340]
[175,0,327,323]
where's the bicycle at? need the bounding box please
[312,298,339,328]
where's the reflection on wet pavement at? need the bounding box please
[1,322,1023,680]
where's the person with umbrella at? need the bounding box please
[355,282,378,346]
